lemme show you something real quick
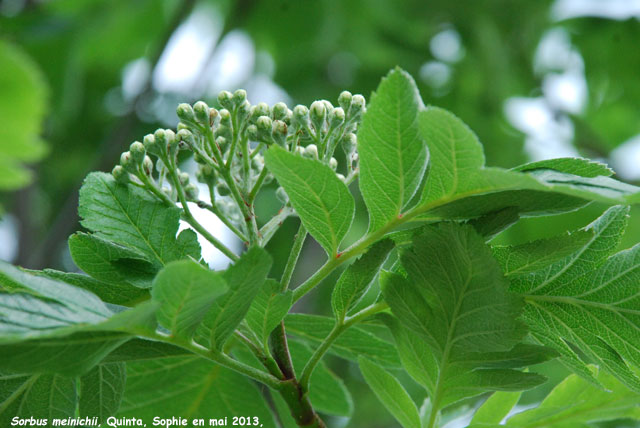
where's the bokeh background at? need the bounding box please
[1,0,640,427]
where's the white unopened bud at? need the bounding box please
[304,144,318,159]
[129,141,145,163]
[272,102,288,120]
[218,90,233,109]
[338,91,352,111]
[276,187,289,203]
[176,103,195,122]
[329,157,338,171]
[193,101,210,125]
[112,165,129,184]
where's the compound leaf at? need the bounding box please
[358,67,427,231]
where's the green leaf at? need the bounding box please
[502,369,640,427]
[245,279,292,346]
[512,157,614,177]
[358,357,421,428]
[331,239,394,321]
[468,207,521,240]
[0,372,76,426]
[285,313,401,368]
[197,247,272,350]
[381,223,544,410]
[103,339,190,362]
[0,40,48,192]
[31,269,149,307]
[118,356,277,427]
[358,67,427,231]
[491,230,594,276]
[151,259,228,340]
[78,172,201,267]
[264,146,355,256]
[470,390,521,425]
[288,340,353,417]
[79,363,126,424]
[512,206,640,391]
[69,232,157,289]
[417,108,640,219]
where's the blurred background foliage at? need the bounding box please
[1,0,640,426]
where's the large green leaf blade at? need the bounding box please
[358,357,421,428]
[470,390,522,425]
[381,223,543,410]
[503,369,640,427]
[79,363,126,424]
[511,206,640,390]
[0,372,76,426]
[264,146,355,256]
[118,357,277,427]
[78,172,201,267]
[331,239,394,321]
[151,259,228,340]
[197,247,272,350]
[358,67,427,231]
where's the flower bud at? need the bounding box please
[336,173,346,182]
[304,144,318,159]
[246,124,258,141]
[209,108,219,127]
[328,107,345,128]
[292,105,310,128]
[256,115,273,136]
[250,102,270,121]
[177,122,189,131]
[276,186,289,203]
[196,164,216,186]
[338,91,352,111]
[219,109,232,126]
[185,183,199,200]
[251,154,264,171]
[177,129,195,147]
[164,129,178,158]
[215,125,232,142]
[112,165,129,184]
[309,100,326,131]
[216,182,231,196]
[143,133,156,153]
[272,120,287,146]
[272,102,288,121]
[193,101,210,125]
[237,100,251,123]
[129,141,146,164]
[295,146,305,157]
[215,136,228,151]
[178,171,190,186]
[120,151,137,173]
[329,157,338,171]
[348,94,365,120]
[232,89,247,108]
[176,103,195,123]
[218,90,234,110]
[142,156,153,175]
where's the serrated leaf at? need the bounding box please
[468,207,521,240]
[358,67,427,231]
[331,239,394,321]
[69,232,157,288]
[358,357,421,428]
[285,313,400,368]
[78,172,200,267]
[246,279,292,346]
[512,157,614,177]
[196,247,272,350]
[151,259,228,340]
[79,363,126,424]
[118,356,277,427]
[470,390,521,425]
[502,369,640,427]
[381,223,546,412]
[417,108,640,220]
[512,206,640,391]
[288,340,353,417]
[0,372,76,426]
[32,269,149,307]
[264,146,354,256]
[491,229,593,276]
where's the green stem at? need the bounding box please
[166,167,239,261]
[299,301,389,391]
[199,200,248,242]
[259,206,293,245]
[280,222,307,292]
[234,331,284,379]
[248,166,269,203]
